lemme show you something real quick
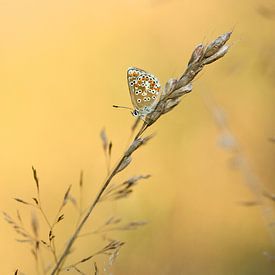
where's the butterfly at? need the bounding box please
[127,67,162,118]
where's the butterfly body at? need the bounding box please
[127,67,161,118]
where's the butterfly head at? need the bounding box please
[131,109,140,118]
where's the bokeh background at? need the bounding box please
[1,0,275,274]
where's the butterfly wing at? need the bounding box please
[127,67,161,116]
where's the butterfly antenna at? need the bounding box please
[113,105,133,111]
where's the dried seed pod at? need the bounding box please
[146,100,166,125]
[94,262,98,275]
[122,175,151,188]
[188,44,205,66]
[203,45,229,65]
[100,128,108,152]
[168,83,192,99]
[204,32,232,58]
[14,198,31,205]
[32,166,40,194]
[177,64,203,88]
[125,135,154,157]
[31,212,39,238]
[116,156,132,173]
[163,98,180,114]
[163,78,178,98]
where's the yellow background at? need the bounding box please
[1,0,275,274]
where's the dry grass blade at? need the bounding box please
[17,210,23,224]
[108,142,112,157]
[79,170,83,188]
[14,198,32,206]
[41,240,51,248]
[204,32,232,57]
[106,216,122,225]
[203,90,275,249]
[100,128,108,153]
[32,197,39,205]
[103,240,124,273]
[122,175,151,188]
[51,185,73,228]
[100,240,124,255]
[57,214,64,223]
[50,31,232,274]
[68,194,78,209]
[188,44,205,66]
[162,98,180,114]
[80,216,122,235]
[116,221,147,230]
[77,170,83,214]
[101,175,150,201]
[31,212,39,238]
[73,266,85,274]
[125,134,154,157]
[80,217,146,236]
[116,156,132,173]
[167,83,192,100]
[63,240,124,272]
[238,200,261,207]
[203,45,229,65]
[94,262,98,275]
[80,255,94,264]
[100,128,112,174]
[142,31,232,127]
[3,212,34,241]
[49,230,55,241]
[62,185,72,207]
[32,166,40,194]
[15,239,33,243]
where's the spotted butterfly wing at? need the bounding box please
[127,67,161,117]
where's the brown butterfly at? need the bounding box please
[127,67,162,118]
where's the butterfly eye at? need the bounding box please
[132,109,139,117]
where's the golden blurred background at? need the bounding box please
[1,0,275,274]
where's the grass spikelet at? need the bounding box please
[116,156,132,173]
[94,262,98,275]
[31,212,39,238]
[32,166,40,194]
